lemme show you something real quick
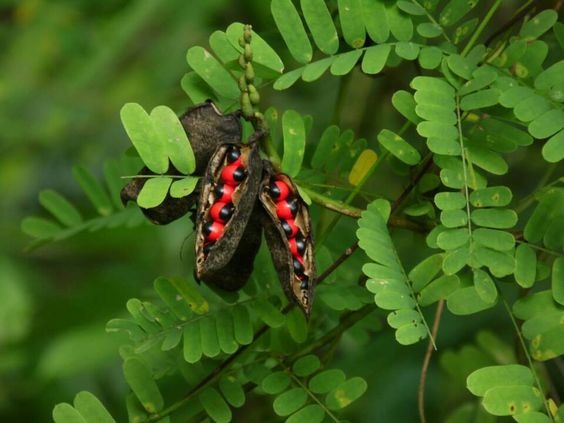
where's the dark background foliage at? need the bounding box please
[2,0,562,422]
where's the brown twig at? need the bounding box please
[418,299,445,423]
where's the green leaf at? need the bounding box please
[392,90,420,124]
[553,257,564,305]
[262,371,291,395]
[514,95,551,123]
[417,122,457,140]
[232,305,253,345]
[39,190,82,227]
[528,108,564,139]
[183,322,202,363]
[473,246,515,278]
[417,22,443,38]
[274,388,308,416]
[150,106,195,174]
[469,186,512,208]
[209,31,239,63]
[325,377,367,410]
[136,177,172,209]
[301,57,335,82]
[520,10,558,41]
[170,177,198,198]
[361,0,389,43]
[436,228,470,250]
[199,387,232,423]
[397,1,426,15]
[362,44,391,74]
[271,0,312,63]
[419,46,443,69]
[481,118,532,148]
[395,321,429,345]
[348,149,378,186]
[300,0,338,54]
[169,276,209,315]
[473,269,497,304]
[286,404,325,423]
[447,286,496,315]
[72,165,113,216]
[281,110,306,178]
[542,129,564,163]
[377,129,421,165]
[467,365,533,396]
[416,103,456,124]
[514,244,536,288]
[448,54,474,79]
[385,3,413,41]
[453,17,478,44]
[514,412,552,423]
[442,246,469,275]
[186,46,239,100]
[440,210,467,228]
[287,307,308,343]
[311,125,339,169]
[471,209,517,229]
[120,103,169,174]
[309,369,346,394]
[483,386,543,416]
[330,50,363,76]
[409,254,444,292]
[293,354,320,377]
[53,404,87,423]
[439,0,478,27]
[200,316,220,358]
[226,22,285,74]
[181,72,216,104]
[395,42,420,60]
[73,391,116,423]
[274,68,304,90]
[460,89,500,110]
[499,86,535,108]
[459,67,498,96]
[338,0,366,48]
[418,274,460,306]
[466,142,508,175]
[434,192,466,210]
[473,228,515,251]
[219,377,245,408]
[535,60,564,92]
[216,309,238,354]
[255,300,285,328]
[123,358,164,413]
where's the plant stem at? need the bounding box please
[461,0,503,56]
[501,296,554,421]
[418,299,445,423]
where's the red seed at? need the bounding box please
[276,198,299,219]
[221,164,246,186]
[269,180,291,201]
[280,219,299,238]
[210,202,234,223]
[225,145,241,163]
[203,221,224,242]
[289,235,306,257]
[214,183,234,202]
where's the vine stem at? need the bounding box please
[501,296,554,421]
[418,299,445,423]
[461,0,503,56]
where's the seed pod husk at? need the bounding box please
[120,101,242,224]
[195,143,263,290]
[259,161,316,316]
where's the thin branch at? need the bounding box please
[390,154,434,215]
[418,299,445,423]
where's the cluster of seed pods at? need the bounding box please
[268,178,309,291]
[203,145,246,254]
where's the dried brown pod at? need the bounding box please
[120,101,242,224]
[194,143,263,290]
[259,161,316,316]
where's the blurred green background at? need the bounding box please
[2,1,560,422]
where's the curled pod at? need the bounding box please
[195,143,263,290]
[259,162,316,317]
[120,101,242,224]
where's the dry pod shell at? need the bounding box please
[195,143,263,290]
[259,161,316,316]
[120,101,242,224]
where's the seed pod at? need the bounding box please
[195,143,263,290]
[259,162,316,316]
[121,101,242,224]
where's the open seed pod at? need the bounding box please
[259,161,316,316]
[195,143,263,290]
[120,101,242,224]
